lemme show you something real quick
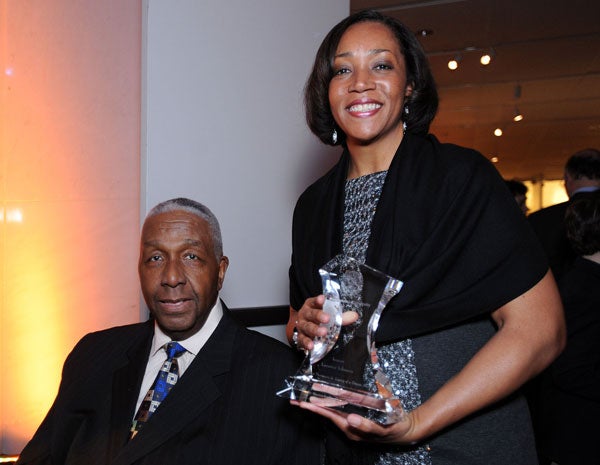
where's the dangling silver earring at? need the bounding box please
[332,128,338,145]
[404,104,409,116]
[403,104,409,133]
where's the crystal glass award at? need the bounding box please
[277,255,405,425]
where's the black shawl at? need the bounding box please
[289,133,547,343]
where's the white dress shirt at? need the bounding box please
[133,298,224,415]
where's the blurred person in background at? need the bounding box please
[536,192,600,465]
[505,179,529,215]
[529,148,600,280]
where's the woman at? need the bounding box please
[286,10,565,465]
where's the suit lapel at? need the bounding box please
[108,322,154,460]
[111,310,237,465]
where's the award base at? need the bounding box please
[277,373,404,425]
[277,350,405,426]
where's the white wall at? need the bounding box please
[143,0,348,318]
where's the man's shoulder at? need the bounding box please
[72,321,150,354]
[228,321,298,368]
[236,324,293,354]
[58,321,151,379]
[81,320,149,340]
[227,326,301,391]
[528,201,569,225]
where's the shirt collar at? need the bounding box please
[151,298,224,357]
[572,186,600,196]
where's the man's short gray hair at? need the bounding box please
[145,198,224,259]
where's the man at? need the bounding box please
[17,198,320,465]
[529,148,600,280]
[526,149,600,461]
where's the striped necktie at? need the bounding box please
[130,341,186,439]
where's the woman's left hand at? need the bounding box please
[292,400,417,445]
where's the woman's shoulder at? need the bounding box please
[413,134,490,169]
[404,133,499,191]
[295,154,345,207]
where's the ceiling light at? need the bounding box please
[480,48,495,66]
[491,156,499,163]
[513,107,524,122]
[494,128,503,137]
[448,54,461,71]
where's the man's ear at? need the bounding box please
[217,256,229,290]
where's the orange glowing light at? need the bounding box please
[1,0,142,455]
[5,208,23,223]
[0,457,20,463]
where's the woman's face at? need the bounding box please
[328,21,412,146]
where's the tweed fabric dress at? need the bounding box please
[344,172,431,465]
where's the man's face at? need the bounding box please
[138,210,228,340]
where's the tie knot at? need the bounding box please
[165,341,186,360]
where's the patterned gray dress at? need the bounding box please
[344,172,432,465]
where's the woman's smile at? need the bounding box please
[328,21,412,148]
[346,100,383,116]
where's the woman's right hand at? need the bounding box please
[295,295,328,351]
[289,296,359,351]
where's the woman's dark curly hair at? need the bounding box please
[565,192,600,256]
[304,9,439,146]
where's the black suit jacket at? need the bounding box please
[528,191,597,280]
[537,258,600,465]
[16,306,321,465]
